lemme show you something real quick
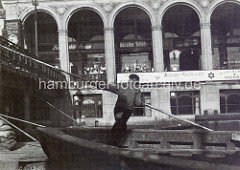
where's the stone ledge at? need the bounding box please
[0,142,48,170]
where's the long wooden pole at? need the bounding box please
[0,41,214,132]
[37,95,78,124]
[0,116,38,141]
[33,0,38,56]
[0,113,46,128]
[144,104,213,132]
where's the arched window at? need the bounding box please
[68,10,105,81]
[211,3,240,70]
[114,7,153,73]
[220,96,226,113]
[162,5,201,71]
[220,90,240,113]
[227,94,240,113]
[170,91,200,115]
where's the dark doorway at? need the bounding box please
[211,2,240,70]
[180,49,200,70]
[162,5,201,71]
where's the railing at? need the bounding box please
[0,36,66,82]
[0,35,107,91]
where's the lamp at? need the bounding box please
[73,95,80,105]
[32,0,39,56]
[191,48,194,55]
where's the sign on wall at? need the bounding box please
[173,37,200,48]
[119,40,152,48]
[213,36,240,45]
[117,69,240,83]
[52,42,104,51]
[4,19,22,46]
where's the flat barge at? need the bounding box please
[37,127,240,170]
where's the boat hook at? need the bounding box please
[144,103,213,132]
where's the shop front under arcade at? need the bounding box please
[68,9,106,82]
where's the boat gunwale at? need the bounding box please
[52,126,237,135]
[37,127,240,170]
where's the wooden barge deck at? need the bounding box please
[37,127,240,170]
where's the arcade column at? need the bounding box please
[151,88,171,120]
[104,27,116,84]
[200,85,220,114]
[58,29,69,72]
[200,23,213,70]
[152,25,164,72]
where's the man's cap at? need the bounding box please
[129,74,139,81]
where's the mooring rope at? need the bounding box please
[0,115,38,141]
[0,113,46,128]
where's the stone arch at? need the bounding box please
[158,0,205,25]
[159,0,204,72]
[63,4,107,31]
[19,6,60,31]
[109,1,156,28]
[207,0,240,23]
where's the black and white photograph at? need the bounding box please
[0,0,240,169]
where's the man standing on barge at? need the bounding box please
[110,74,143,145]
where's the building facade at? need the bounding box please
[2,0,240,126]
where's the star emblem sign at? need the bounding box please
[208,72,214,79]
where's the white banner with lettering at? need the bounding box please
[117,70,240,83]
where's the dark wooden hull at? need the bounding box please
[37,127,240,170]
